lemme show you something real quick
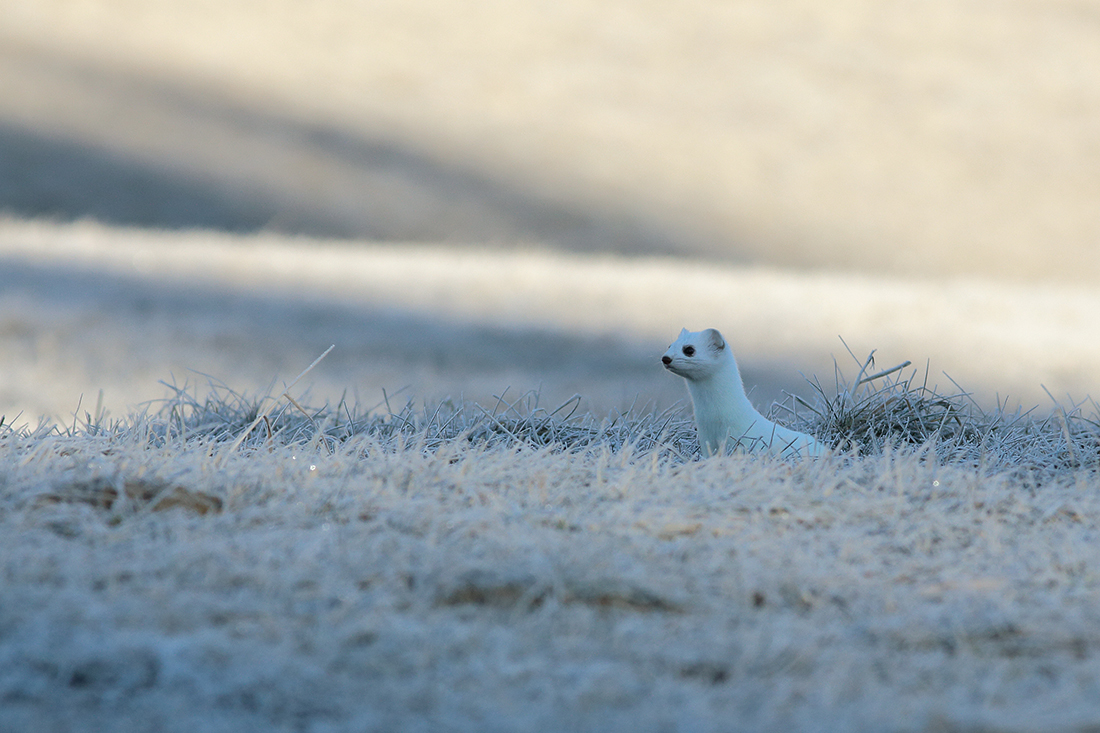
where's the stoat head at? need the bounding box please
[661,327,728,380]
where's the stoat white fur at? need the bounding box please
[662,328,824,459]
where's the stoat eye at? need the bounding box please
[682,345,695,357]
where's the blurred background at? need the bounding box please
[1,1,1099,425]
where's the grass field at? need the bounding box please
[3,1,1100,730]
[2,348,1099,732]
[3,215,1100,733]
[1,219,1099,731]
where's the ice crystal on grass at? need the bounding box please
[100,373,697,464]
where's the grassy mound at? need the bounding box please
[787,349,1100,473]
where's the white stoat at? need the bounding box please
[662,328,824,459]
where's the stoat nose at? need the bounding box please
[661,355,672,365]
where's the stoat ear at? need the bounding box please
[704,328,726,351]
[678,327,690,338]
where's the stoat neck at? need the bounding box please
[686,355,766,436]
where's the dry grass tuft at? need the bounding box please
[37,476,222,516]
[776,347,1100,474]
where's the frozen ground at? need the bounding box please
[1,221,1100,732]
[3,2,1100,730]
[2,386,1100,733]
